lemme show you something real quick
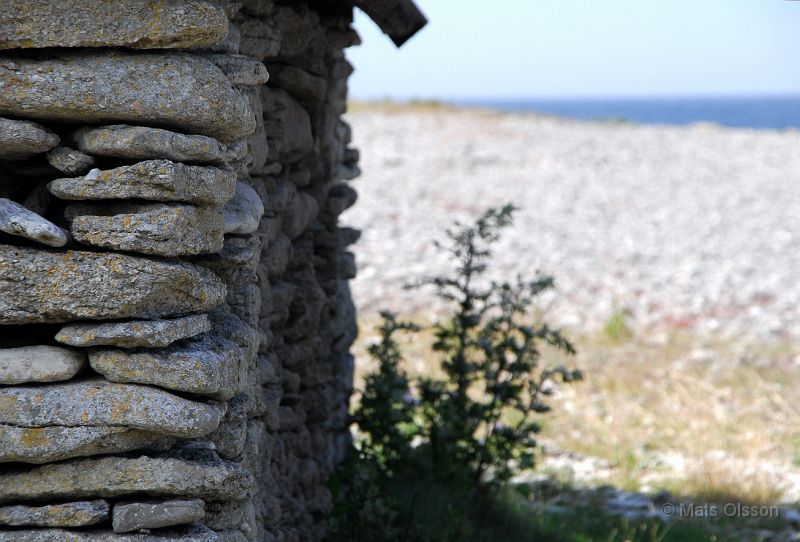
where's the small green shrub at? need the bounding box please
[329,205,581,541]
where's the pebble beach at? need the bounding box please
[345,105,800,342]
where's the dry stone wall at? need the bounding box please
[0,0,426,539]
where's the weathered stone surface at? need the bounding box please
[0,52,255,142]
[67,203,224,257]
[0,424,166,464]
[0,1,228,50]
[193,234,261,287]
[113,499,205,533]
[269,64,326,104]
[0,378,223,437]
[262,88,313,163]
[0,244,225,324]
[73,125,244,166]
[238,18,281,59]
[50,160,236,206]
[0,456,253,503]
[0,198,69,247]
[56,315,210,349]
[282,192,318,240]
[0,345,85,385]
[0,500,109,527]
[89,334,243,400]
[45,146,96,175]
[194,18,241,54]
[0,117,59,160]
[0,525,221,542]
[201,54,269,86]
[224,182,264,235]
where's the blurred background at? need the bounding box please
[342,1,800,539]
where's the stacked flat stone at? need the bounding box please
[0,0,382,540]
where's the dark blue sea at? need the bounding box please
[454,96,800,130]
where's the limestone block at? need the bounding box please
[67,202,224,257]
[282,192,318,240]
[0,0,228,50]
[327,182,358,216]
[264,233,292,278]
[0,198,69,247]
[0,117,59,160]
[0,525,221,541]
[50,160,236,206]
[273,5,322,57]
[0,500,109,527]
[269,65,326,104]
[208,399,248,459]
[113,500,205,533]
[0,52,255,142]
[0,378,223,437]
[262,88,313,163]
[56,315,211,348]
[224,182,264,235]
[89,334,243,400]
[238,19,281,59]
[0,424,166,464]
[0,456,253,503]
[0,345,85,385]
[201,54,269,86]
[73,125,242,165]
[45,147,96,175]
[0,244,225,324]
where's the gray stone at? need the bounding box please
[238,19,281,59]
[45,146,96,175]
[194,19,241,54]
[0,455,253,504]
[0,345,85,385]
[0,52,255,142]
[0,244,225,324]
[0,424,166,464]
[282,192,318,240]
[264,233,292,278]
[113,499,205,533]
[89,334,243,401]
[194,234,261,286]
[0,198,69,247]
[0,500,109,527]
[273,5,322,57]
[0,117,59,160]
[224,182,264,235]
[0,1,228,50]
[56,315,211,349]
[262,88,313,163]
[73,125,243,166]
[201,54,270,86]
[50,160,237,206]
[269,64,327,104]
[0,526,221,542]
[67,202,224,257]
[0,378,223,438]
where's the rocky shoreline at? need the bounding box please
[346,105,800,343]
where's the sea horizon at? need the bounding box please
[453,95,800,130]
[352,95,800,130]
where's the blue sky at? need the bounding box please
[348,0,800,100]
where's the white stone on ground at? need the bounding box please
[346,108,800,342]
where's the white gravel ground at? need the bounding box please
[344,107,800,341]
